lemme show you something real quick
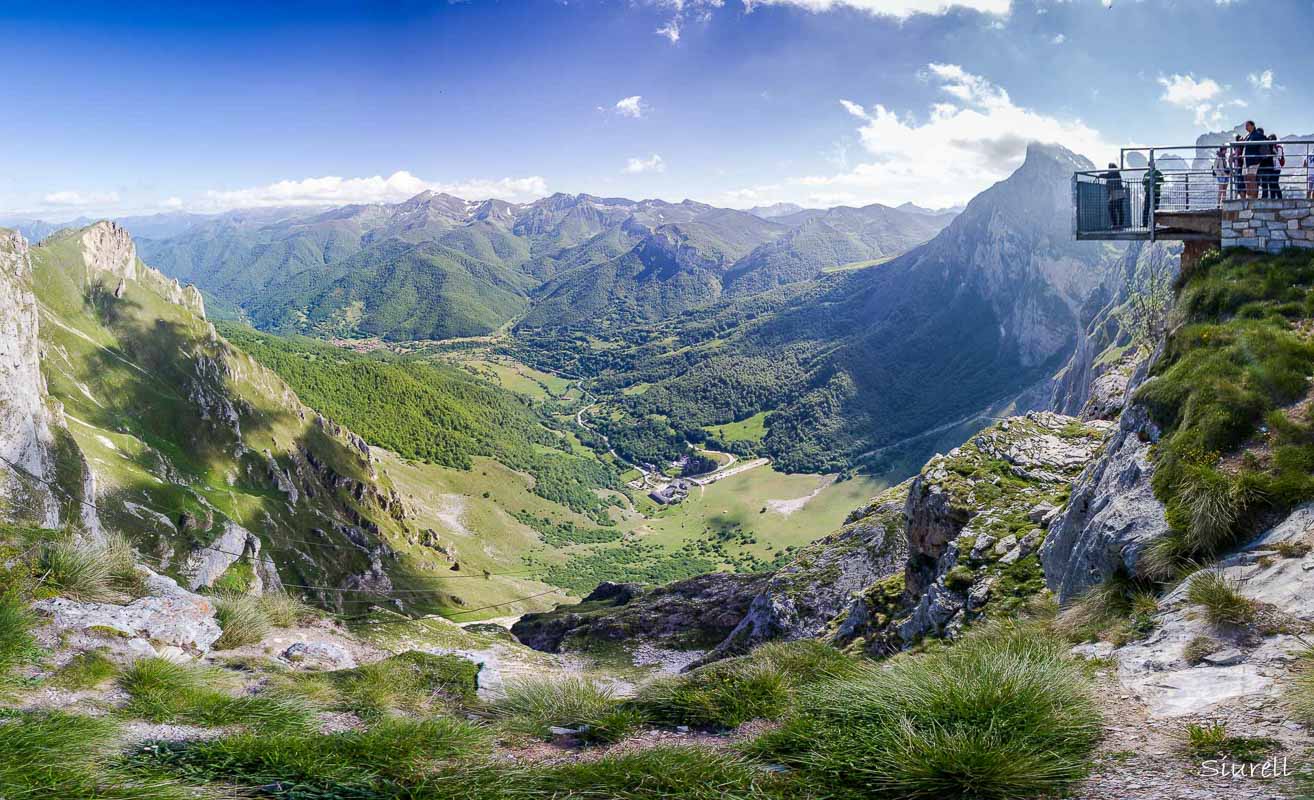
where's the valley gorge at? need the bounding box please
[6,145,1314,800]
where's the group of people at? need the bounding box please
[1101,161,1162,229]
[1100,122,1313,231]
[1212,121,1314,201]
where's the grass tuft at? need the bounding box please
[749,620,1101,799]
[132,716,490,790]
[119,656,314,732]
[1187,571,1257,627]
[492,676,634,742]
[212,592,272,650]
[50,648,117,689]
[0,710,185,798]
[637,658,790,731]
[0,595,38,679]
[259,590,313,628]
[1182,722,1280,763]
[38,536,116,602]
[1182,636,1220,666]
[1056,574,1158,645]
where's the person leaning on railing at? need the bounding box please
[1103,163,1126,229]
[1142,165,1164,228]
[1213,147,1230,204]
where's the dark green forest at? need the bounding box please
[220,324,620,521]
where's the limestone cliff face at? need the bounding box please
[1048,241,1179,419]
[0,229,61,525]
[16,222,417,604]
[81,220,137,284]
[836,412,1111,653]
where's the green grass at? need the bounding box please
[0,711,186,799]
[259,590,314,627]
[636,651,803,731]
[748,621,1101,799]
[1056,573,1159,645]
[1182,722,1280,763]
[820,254,898,274]
[118,657,315,731]
[705,411,771,444]
[1187,571,1258,626]
[133,716,492,790]
[274,650,481,721]
[1135,250,1314,575]
[0,595,38,679]
[1182,635,1220,665]
[49,649,117,690]
[491,676,639,743]
[38,537,117,602]
[212,592,272,650]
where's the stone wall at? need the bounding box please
[1221,199,1314,253]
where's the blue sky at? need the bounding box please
[3,0,1311,218]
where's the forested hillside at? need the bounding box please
[220,326,620,521]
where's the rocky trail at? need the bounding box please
[1071,675,1301,800]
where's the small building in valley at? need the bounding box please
[649,479,691,505]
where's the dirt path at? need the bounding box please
[1069,672,1302,800]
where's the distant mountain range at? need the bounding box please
[5,193,955,341]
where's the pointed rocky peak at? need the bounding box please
[80,220,137,283]
[1018,141,1094,175]
[0,228,31,278]
[472,198,515,223]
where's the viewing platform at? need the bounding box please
[1073,140,1314,254]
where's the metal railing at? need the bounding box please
[1074,139,1314,239]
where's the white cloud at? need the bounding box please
[1051,33,1065,44]
[1156,73,1246,127]
[162,196,184,210]
[1248,69,1276,92]
[721,62,1111,209]
[615,95,647,118]
[42,190,121,207]
[742,0,1011,18]
[646,0,1006,44]
[1157,73,1222,107]
[624,154,667,174]
[196,170,547,211]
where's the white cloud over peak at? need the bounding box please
[197,171,547,211]
[722,62,1110,209]
[624,154,667,174]
[42,190,121,207]
[615,95,647,118]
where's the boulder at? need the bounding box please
[34,592,221,657]
[1041,402,1169,604]
[283,641,356,670]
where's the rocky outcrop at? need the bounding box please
[0,230,63,527]
[34,568,222,659]
[81,221,137,283]
[836,412,1112,654]
[1102,504,1314,718]
[1040,358,1168,605]
[513,574,767,654]
[699,484,910,663]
